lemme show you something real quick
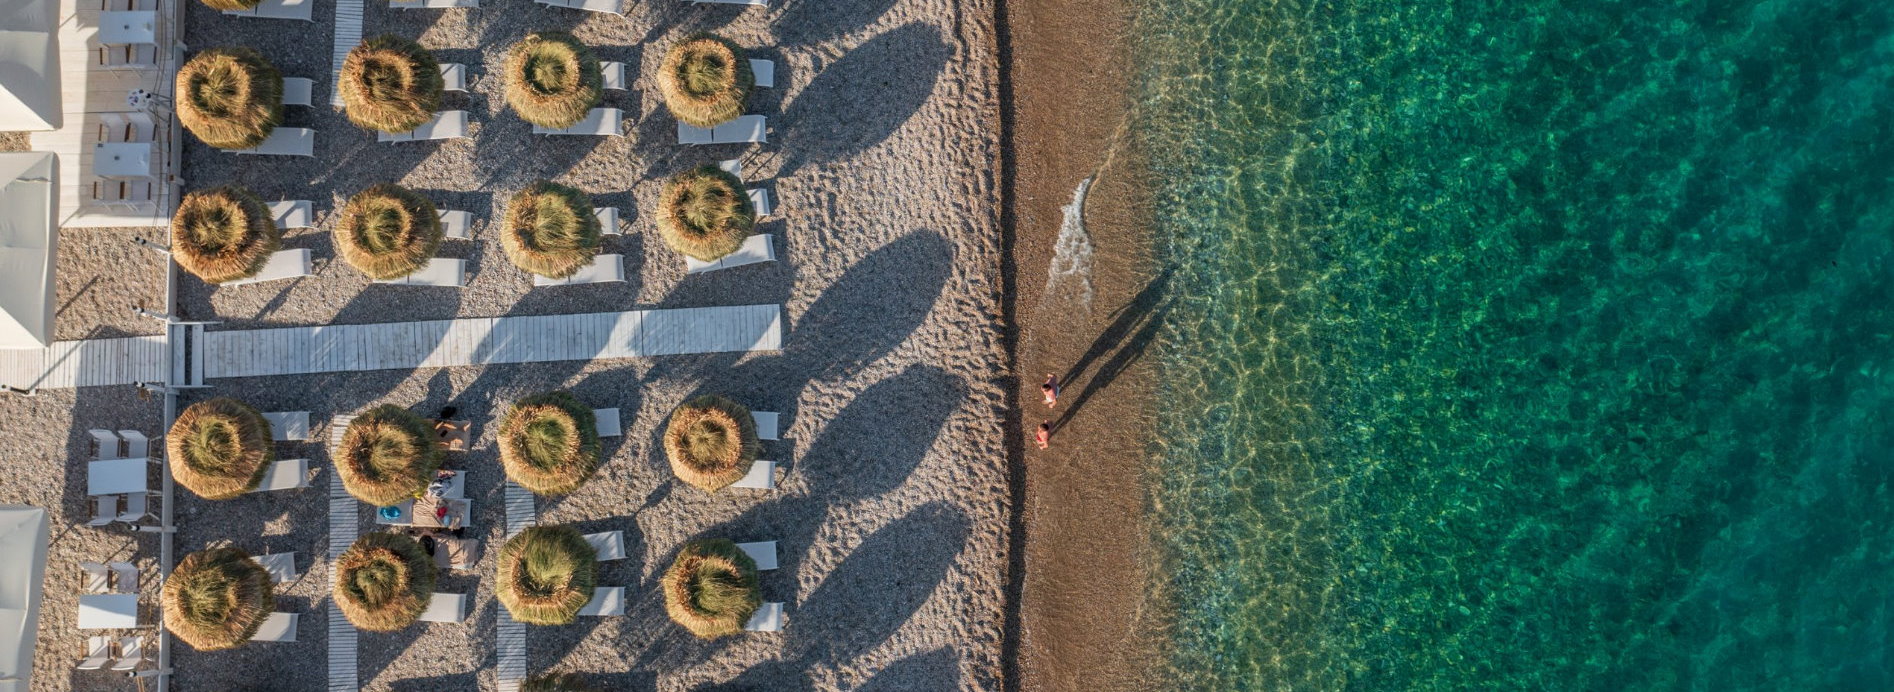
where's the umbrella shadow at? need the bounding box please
[776,23,949,177]
[772,0,901,46]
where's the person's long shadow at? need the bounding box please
[776,23,949,177]
[1056,268,1172,390]
[1051,298,1172,433]
[698,502,973,690]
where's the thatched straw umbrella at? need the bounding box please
[656,34,754,128]
[171,185,282,284]
[334,404,443,506]
[662,538,760,639]
[163,547,274,650]
[500,181,600,279]
[496,525,596,625]
[195,0,258,10]
[176,47,282,149]
[334,184,443,280]
[499,391,601,497]
[503,33,601,129]
[663,395,760,492]
[523,673,601,692]
[339,35,444,134]
[333,532,436,631]
[168,398,275,500]
[656,165,755,262]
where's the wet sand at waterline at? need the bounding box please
[1004,0,1166,688]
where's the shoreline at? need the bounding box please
[1003,0,1167,688]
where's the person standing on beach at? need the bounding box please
[1035,421,1051,449]
[1042,374,1060,407]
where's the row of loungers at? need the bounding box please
[222,0,768,21]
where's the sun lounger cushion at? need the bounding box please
[270,200,313,229]
[731,460,775,489]
[223,249,312,286]
[745,602,784,631]
[685,234,775,274]
[376,258,467,286]
[264,411,311,441]
[595,407,621,437]
[227,127,315,156]
[281,78,314,107]
[752,411,779,440]
[577,587,625,616]
[736,541,777,570]
[533,255,623,286]
[251,612,298,641]
[749,59,773,88]
[533,108,622,136]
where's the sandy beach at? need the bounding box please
[1002,0,1166,689]
[2,0,1010,687]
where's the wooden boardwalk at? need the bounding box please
[327,473,360,691]
[200,305,782,380]
[495,482,536,692]
[0,335,167,389]
[329,0,365,107]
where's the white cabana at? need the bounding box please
[0,506,47,692]
[0,0,61,131]
[0,152,58,349]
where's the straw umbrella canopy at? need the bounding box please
[334,184,443,280]
[171,185,281,284]
[168,398,276,500]
[333,532,435,631]
[500,181,600,279]
[499,391,601,497]
[662,538,760,639]
[496,525,596,625]
[195,0,260,10]
[503,32,601,129]
[176,47,282,149]
[339,35,444,134]
[163,547,274,650]
[656,34,754,128]
[663,395,760,492]
[655,164,754,262]
[334,404,443,506]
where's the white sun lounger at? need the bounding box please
[376,258,467,286]
[255,552,299,583]
[685,234,775,274]
[533,108,622,136]
[86,497,117,527]
[80,562,110,594]
[223,249,313,286]
[418,593,466,623]
[75,636,110,670]
[270,200,313,229]
[752,411,779,440]
[250,458,310,492]
[748,188,773,217]
[583,531,626,561]
[731,460,775,489]
[595,207,621,235]
[533,255,623,286]
[749,59,773,88]
[110,635,144,672]
[577,587,624,616]
[594,408,620,437]
[251,612,298,642]
[601,61,626,90]
[117,492,150,523]
[379,111,469,142]
[392,0,476,7]
[281,78,314,107]
[263,411,311,441]
[717,158,745,180]
[534,0,620,13]
[744,602,783,631]
[736,541,777,571]
[227,127,315,156]
[118,430,149,459]
[439,63,468,92]
[89,429,120,459]
[440,210,473,240]
[676,115,766,145]
[223,0,313,20]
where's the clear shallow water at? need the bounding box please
[1134,0,1894,688]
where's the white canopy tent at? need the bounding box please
[0,152,58,350]
[0,0,61,131]
[0,506,47,692]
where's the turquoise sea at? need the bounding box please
[1135,0,1894,688]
